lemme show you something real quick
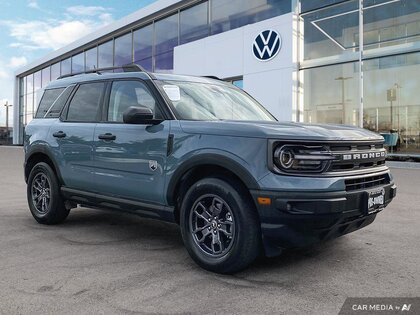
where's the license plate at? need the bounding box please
[367,188,385,213]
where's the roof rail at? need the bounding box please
[57,64,148,80]
[202,75,223,81]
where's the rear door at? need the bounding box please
[93,79,170,204]
[51,81,106,192]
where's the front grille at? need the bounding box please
[327,142,386,173]
[345,174,390,191]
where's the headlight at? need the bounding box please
[273,144,335,174]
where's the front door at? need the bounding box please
[93,80,169,204]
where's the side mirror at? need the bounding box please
[123,106,162,125]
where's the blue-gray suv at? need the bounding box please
[24,65,397,273]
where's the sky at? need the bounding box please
[0,0,157,127]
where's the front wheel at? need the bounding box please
[27,162,69,225]
[180,177,261,274]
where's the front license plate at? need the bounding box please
[367,188,385,213]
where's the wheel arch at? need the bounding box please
[25,147,63,185]
[166,154,260,223]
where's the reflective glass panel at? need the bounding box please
[363,51,420,154]
[302,0,359,61]
[180,2,209,45]
[363,0,420,50]
[61,58,71,76]
[85,47,97,70]
[134,24,153,71]
[41,67,50,87]
[98,40,114,68]
[302,62,360,125]
[72,52,84,73]
[114,32,133,66]
[155,14,179,66]
[211,0,291,35]
[51,62,60,80]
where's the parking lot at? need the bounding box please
[0,146,419,314]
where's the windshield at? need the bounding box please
[157,80,276,121]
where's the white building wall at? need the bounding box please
[174,14,295,121]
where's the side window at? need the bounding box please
[45,85,75,118]
[66,82,105,122]
[108,81,162,122]
[35,88,65,118]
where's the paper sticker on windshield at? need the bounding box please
[163,85,181,101]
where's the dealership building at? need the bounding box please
[13,0,420,153]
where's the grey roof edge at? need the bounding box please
[14,0,184,77]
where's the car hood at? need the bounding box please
[179,120,384,141]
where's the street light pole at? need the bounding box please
[4,101,13,144]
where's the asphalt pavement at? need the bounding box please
[0,146,419,314]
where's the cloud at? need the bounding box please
[66,5,111,16]
[2,6,114,51]
[9,56,28,68]
[28,1,40,9]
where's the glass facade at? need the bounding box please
[114,33,133,67]
[300,0,420,154]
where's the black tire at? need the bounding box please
[180,177,261,274]
[27,162,69,225]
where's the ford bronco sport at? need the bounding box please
[24,65,396,273]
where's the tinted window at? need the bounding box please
[180,2,209,44]
[67,83,105,121]
[98,40,113,68]
[155,14,178,72]
[211,0,290,35]
[108,81,161,122]
[85,47,97,70]
[35,88,64,118]
[134,24,153,71]
[46,86,75,118]
[114,33,132,66]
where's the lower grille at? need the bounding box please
[345,174,390,191]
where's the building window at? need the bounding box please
[114,32,133,67]
[302,62,360,126]
[134,24,153,71]
[363,51,420,154]
[41,67,50,88]
[301,0,359,62]
[363,0,420,51]
[51,62,60,80]
[211,0,291,35]
[98,40,114,68]
[180,2,209,45]
[155,14,179,72]
[71,52,84,74]
[85,47,97,70]
[61,58,71,76]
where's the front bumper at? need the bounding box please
[251,182,397,257]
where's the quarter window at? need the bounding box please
[108,81,161,122]
[67,82,105,121]
[35,88,65,118]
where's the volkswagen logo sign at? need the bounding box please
[253,30,281,61]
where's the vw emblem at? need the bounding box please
[253,30,281,61]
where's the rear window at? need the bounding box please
[35,86,74,118]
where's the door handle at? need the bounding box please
[52,131,66,138]
[98,133,116,141]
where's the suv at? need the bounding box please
[24,65,396,273]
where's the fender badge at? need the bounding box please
[149,160,158,171]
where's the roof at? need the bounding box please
[15,0,184,77]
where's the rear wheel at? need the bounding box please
[180,177,260,274]
[27,162,69,224]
